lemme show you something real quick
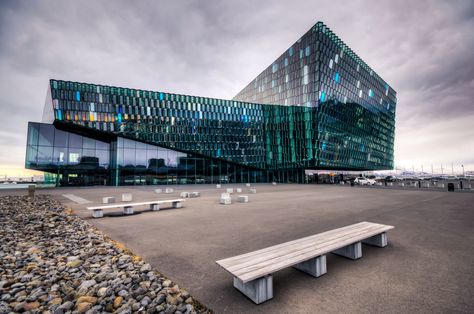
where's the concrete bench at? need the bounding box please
[249,188,257,194]
[165,188,174,194]
[102,197,115,204]
[87,199,185,218]
[238,195,249,203]
[122,193,133,202]
[220,193,231,205]
[180,191,200,198]
[216,221,394,304]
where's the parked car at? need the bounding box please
[354,177,376,185]
[385,176,396,182]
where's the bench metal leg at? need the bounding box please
[362,232,388,247]
[332,242,362,260]
[150,203,160,211]
[233,275,273,304]
[172,201,182,208]
[92,209,103,218]
[123,206,134,215]
[293,255,327,277]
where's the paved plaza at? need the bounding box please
[10,184,474,313]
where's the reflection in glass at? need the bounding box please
[38,124,54,146]
[54,129,68,147]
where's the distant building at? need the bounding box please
[25,22,396,186]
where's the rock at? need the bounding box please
[140,264,152,272]
[67,256,80,262]
[164,304,177,314]
[141,296,151,306]
[58,301,74,311]
[27,287,46,301]
[166,295,178,305]
[185,304,193,313]
[14,302,24,312]
[77,280,96,294]
[105,303,114,312]
[0,294,10,302]
[0,302,11,313]
[77,296,97,304]
[27,247,42,254]
[155,294,166,305]
[131,302,141,311]
[49,297,62,305]
[0,195,210,314]
[180,290,190,299]
[25,263,38,271]
[23,301,40,311]
[76,302,93,313]
[169,285,180,294]
[114,296,123,308]
[10,282,24,289]
[66,259,83,268]
[96,287,109,297]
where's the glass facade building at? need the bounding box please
[25,21,396,186]
[234,22,396,170]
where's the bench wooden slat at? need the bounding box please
[217,222,393,283]
[224,224,388,281]
[217,221,371,268]
[236,225,392,283]
[87,199,185,211]
[222,223,383,273]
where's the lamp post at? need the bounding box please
[462,164,464,177]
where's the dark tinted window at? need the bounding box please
[38,124,54,146]
[54,129,68,147]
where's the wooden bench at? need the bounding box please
[87,199,185,218]
[216,221,394,304]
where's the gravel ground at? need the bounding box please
[0,195,212,314]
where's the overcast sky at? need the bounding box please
[0,0,473,175]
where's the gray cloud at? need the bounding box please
[0,0,473,171]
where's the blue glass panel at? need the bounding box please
[334,72,340,82]
[76,91,80,101]
[319,92,326,102]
